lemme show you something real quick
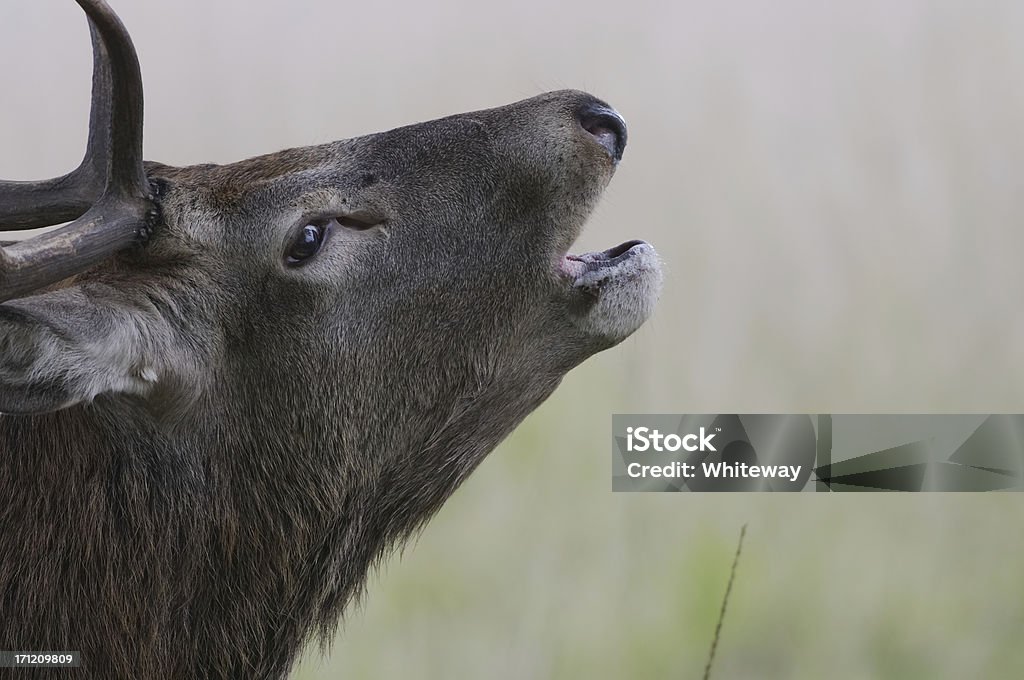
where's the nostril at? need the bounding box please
[577,105,628,162]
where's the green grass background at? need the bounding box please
[293,375,1024,679]
[3,0,1024,677]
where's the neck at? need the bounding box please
[0,403,371,679]
[0,367,560,679]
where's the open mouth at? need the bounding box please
[550,99,661,342]
[556,237,662,343]
[562,239,646,275]
[559,239,656,285]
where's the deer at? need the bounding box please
[0,1,662,678]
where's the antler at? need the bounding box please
[0,0,157,302]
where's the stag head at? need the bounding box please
[0,0,660,676]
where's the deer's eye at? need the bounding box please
[286,221,328,265]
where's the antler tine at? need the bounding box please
[0,0,156,302]
[75,0,150,200]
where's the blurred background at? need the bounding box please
[3,0,1024,676]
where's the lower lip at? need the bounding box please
[559,240,647,278]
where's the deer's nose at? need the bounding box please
[577,104,627,162]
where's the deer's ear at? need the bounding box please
[0,289,160,415]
